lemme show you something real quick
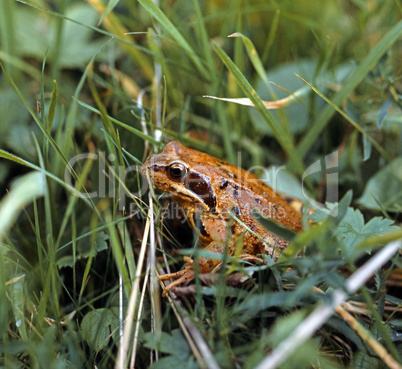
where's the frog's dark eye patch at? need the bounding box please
[185,172,216,210]
[168,162,188,181]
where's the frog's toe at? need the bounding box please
[159,266,195,297]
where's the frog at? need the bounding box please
[141,141,302,295]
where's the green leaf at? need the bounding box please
[357,157,402,212]
[265,311,322,369]
[335,190,353,223]
[326,317,365,351]
[79,230,108,257]
[81,308,119,351]
[0,148,33,168]
[144,329,191,361]
[318,205,399,255]
[0,61,95,198]
[308,190,352,223]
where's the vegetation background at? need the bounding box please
[0,0,401,368]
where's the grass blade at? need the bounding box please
[137,0,209,79]
[46,80,58,133]
[0,172,46,241]
[296,20,402,158]
[228,32,269,86]
[74,98,159,145]
[295,74,390,160]
[212,41,304,173]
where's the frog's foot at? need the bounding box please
[159,257,195,296]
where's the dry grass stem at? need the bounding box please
[114,206,151,368]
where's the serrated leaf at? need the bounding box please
[336,207,398,255]
[357,157,402,212]
[309,192,398,256]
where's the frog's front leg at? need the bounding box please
[159,217,230,295]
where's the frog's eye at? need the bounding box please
[168,162,188,181]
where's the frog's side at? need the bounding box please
[142,141,302,294]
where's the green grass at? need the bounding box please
[0,0,401,368]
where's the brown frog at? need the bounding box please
[142,141,302,295]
